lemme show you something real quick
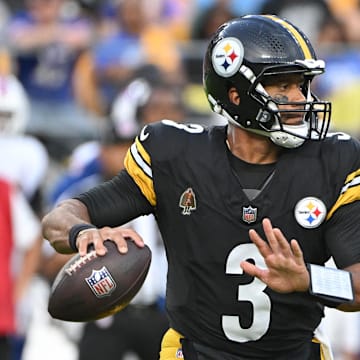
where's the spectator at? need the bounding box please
[191,2,237,40]
[109,64,186,141]
[0,73,48,214]
[6,0,102,160]
[0,72,48,360]
[141,0,196,42]
[0,177,43,360]
[91,0,185,113]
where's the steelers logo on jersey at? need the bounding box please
[212,37,244,78]
[294,197,327,229]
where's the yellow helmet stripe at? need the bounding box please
[263,15,313,60]
[124,138,156,206]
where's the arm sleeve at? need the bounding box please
[325,201,360,268]
[75,169,154,227]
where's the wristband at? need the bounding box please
[307,263,354,308]
[68,224,97,252]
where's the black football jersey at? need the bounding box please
[92,120,360,358]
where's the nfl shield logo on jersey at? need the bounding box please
[85,266,117,298]
[242,206,257,224]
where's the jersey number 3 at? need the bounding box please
[222,243,271,342]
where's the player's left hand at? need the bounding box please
[240,218,310,293]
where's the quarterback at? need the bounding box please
[42,15,360,360]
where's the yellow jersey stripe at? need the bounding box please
[135,137,151,165]
[263,15,313,59]
[343,168,360,186]
[129,141,152,178]
[327,169,360,219]
[124,141,156,206]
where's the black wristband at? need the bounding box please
[68,224,97,252]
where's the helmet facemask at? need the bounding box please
[245,63,331,148]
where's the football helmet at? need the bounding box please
[0,74,30,135]
[203,15,331,148]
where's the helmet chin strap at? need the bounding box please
[269,124,307,148]
[268,108,308,148]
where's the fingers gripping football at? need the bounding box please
[76,226,145,257]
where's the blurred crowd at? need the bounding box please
[1,0,360,360]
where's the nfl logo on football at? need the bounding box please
[242,206,257,224]
[85,266,117,298]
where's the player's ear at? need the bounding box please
[228,87,240,105]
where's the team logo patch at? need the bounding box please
[212,37,244,77]
[179,188,197,215]
[85,266,116,298]
[294,197,327,228]
[242,205,257,224]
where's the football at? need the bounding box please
[48,239,151,322]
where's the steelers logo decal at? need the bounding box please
[294,197,327,229]
[212,37,244,78]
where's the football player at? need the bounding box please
[42,15,360,360]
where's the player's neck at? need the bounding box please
[226,125,280,164]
